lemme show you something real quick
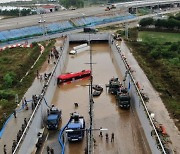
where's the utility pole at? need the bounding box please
[125,23,128,40]
[88,34,94,154]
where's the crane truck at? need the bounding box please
[106,77,121,95]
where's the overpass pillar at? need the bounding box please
[128,7,137,14]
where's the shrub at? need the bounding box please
[3,72,16,88]
[0,90,15,99]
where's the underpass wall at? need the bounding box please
[109,35,161,154]
[69,33,109,42]
[17,37,69,154]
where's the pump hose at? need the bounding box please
[58,119,71,154]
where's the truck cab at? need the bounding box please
[47,106,62,130]
[67,112,85,141]
[107,77,121,95]
[117,88,130,109]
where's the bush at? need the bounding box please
[139,18,154,27]
[3,72,16,88]
[0,90,15,99]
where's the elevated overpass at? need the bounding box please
[113,0,180,14]
[115,0,180,8]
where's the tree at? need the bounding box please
[139,18,154,27]
[3,72,16,88]
[59,0,84,8]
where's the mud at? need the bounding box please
[46,42,150,154]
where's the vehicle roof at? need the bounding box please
[58,70,91,80]
[47,114,59,121]
[68,122,81,129]
[119,95,130,100]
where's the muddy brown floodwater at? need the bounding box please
[46,42,151,154]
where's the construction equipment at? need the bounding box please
[106,77,121,95]
[47,105,62,130]
[66,112,85,141]
[116,88,130,109]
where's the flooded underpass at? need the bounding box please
[45,42,150,154]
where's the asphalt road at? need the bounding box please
[41,42,151,154]
[0,6,113,31]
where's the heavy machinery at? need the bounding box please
[47,105,62,130]
[116,88,130,109]
[66,112,85,141]
[106,77,121,95]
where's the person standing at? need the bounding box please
[50,148,54,154]
[99,127,103,137]
[22,124,25,132]
[36,70,39,79]
[13,110,17,118]
[111,133,114,142]
[105,133,108,142]
[4,144,7,154]
[47,146,50,154]
[24,118,27,126]
[23,97,27,109]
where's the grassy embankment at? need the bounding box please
[0,40,55,129]
[126,29,180,129]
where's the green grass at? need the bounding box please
[137,8,150,16]
[127,29,180,130]
[0,40,55,129]
[138,31,180,43]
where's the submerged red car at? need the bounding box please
[57,70,91,84]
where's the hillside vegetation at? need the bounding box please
[126,19,180,128]
[0,40,55,129]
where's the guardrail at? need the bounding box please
[109,34,166,154]
[13,37,69,154]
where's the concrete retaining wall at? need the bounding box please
[17,37,69,154]
[69,33,109,42]
[109,35,162,154]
